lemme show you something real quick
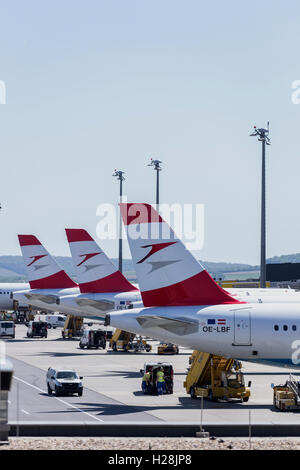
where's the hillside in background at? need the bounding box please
[0,254,300,283]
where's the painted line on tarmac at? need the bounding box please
[14,376,104,422]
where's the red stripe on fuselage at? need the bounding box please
[79,270,138,293]
[140,270,243,307]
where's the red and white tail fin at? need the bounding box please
[18,235,77,289]
[120,203,241,307]
[65,229,138,293]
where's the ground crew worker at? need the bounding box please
[142,370,151,394]
[156,367,165,395]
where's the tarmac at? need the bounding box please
[2,323,300,435]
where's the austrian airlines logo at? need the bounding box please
[137,242,177,264]
[77,251,101,271]
[136,242,180,272]
[27,255,47,267]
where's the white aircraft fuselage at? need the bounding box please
[13,288,79,313]
[107,303,300,368]
[0,283,30,310]
[13,288,142,317]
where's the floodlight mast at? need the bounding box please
[250,123,271,288]
[147,158,162,209]
[112,169,125,273]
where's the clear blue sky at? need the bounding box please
[0,0,300,264]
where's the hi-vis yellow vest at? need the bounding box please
[143,372,150,381]
[157,371,165,382]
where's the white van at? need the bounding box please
[35,314,67,329]
[0,321,15,338]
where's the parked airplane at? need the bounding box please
[57,229,142,315]
[13,224,300,319]
[13,235,79,313]
[105,203,300,368]
[14,231,141,317]
[0,283,29,311]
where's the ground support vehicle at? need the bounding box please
[140,362,174,395]
[26,321,48,338]
[35,314,66,329]
[272,374,300,411]
[157,342,179,355]
[62,315,84,338]
[109,329,136,351]
[184,351,251,402]
[0,321,15,338]
[79,329,107,349]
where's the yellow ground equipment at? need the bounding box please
[188,350,198,366]
[109,329,151,352]
[26,309,35,322]
[62,315,84,339]
[184,351,251,402]
[157,342,179,355]
[109,329,136,351]
[272,374,300,411]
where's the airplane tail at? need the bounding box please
[65,229,138,293]
[18,235,77,289]
[120,203,241,307]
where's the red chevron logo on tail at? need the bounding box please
[137,242,177,264]
[27,254,47,267]
[77,252,101,267]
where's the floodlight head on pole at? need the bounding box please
[147,158,162,171]
[112,169,126,181]
[250,122,271,145]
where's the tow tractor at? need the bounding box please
[272,374,300,411]
[184,350,251,402]
[62,315,84,339]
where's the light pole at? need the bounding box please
[112,169,125,273]
[147,158,162,208]
[250,123,271,288]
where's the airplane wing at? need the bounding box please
[75,297,115,312]
[136,315,198,336]
[24,293,59,305]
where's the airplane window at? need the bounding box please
[274,325,279,331]
[293,325,297,331]
[283,325,288,331]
